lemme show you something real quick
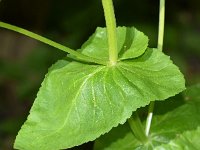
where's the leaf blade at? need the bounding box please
[79,27,148,61]
[155,126,200,150]
[14,48,185,150]
[94,84,200,150]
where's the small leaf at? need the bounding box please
[94,84,200,150]
[14,48,185,150]
[78,27,148,61]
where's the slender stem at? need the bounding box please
[146,0,165,136]
[128,112,148,143]
[145,102,154,136]
[102,0,118,65]
[157,0,165,51]
[0,21,107,65]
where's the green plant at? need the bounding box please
[1,0,199,149]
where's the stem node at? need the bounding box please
[146,0,165,136]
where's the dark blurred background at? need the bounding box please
[0,0,200,149]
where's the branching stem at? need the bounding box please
[146,0,165,136]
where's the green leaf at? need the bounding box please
[14,48,185,150]
[94,84,200,150]
[94,123,138,150]
[79,27,148,61]
[155,126,200,150]
[119,27,149,60]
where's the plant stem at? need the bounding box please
[157,0,165,51]
[128,112,148,143]
[145,102,154,136]
[102,0,118,65]
[0,21,107,65]
[145,0,165,136]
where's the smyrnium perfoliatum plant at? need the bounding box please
[1,0,199,150]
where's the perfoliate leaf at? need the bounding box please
[94,84,200,150]
[14,48,185,150]
[118,27,149,60]
[155,126,200,150]
[79,27,148,60]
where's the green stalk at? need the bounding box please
[145,0,165,136]
[102,0,147,143]
[0,21,107,65]
[102,0,118,65]
[157,0,165,51]
[128,112,148,143]
[145,102,154,136]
